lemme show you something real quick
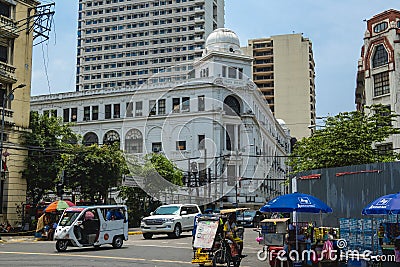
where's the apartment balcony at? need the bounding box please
[0,62,17,83]
[194,36,204,43]
[254,55,273,60]
[254,78,274,83]
[0,108,15,126]
[194,17,205,23]
[194,27,205,33]
[254,62,273,67]
[195,0,205,4]
[254,70,274,75]
[252,46,273,52]
[0,15,18,38]
[194,7,204,13]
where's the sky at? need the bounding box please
[31,0,399,117]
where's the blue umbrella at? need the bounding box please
[362,192,400,215]
[260,192,333,213]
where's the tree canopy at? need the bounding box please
[22,112,78,204]
[119,153,183,226]
[23,112,129,204]
[63,143,129,203]
[288,105,400,173]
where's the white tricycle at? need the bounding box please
[54,205,128,252]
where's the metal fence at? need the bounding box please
[294,162,400,227]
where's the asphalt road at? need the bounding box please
[0,229,267,267]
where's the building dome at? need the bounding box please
[204,28,242,55]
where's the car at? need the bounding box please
[140,204,201,239]
[236,210,257,227]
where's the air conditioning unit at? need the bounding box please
[152,147,160,153]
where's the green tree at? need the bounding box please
[288,105,400,172]
[118,186,161,227]
[119,153,183,226]
[63,143,128,203]
[22,112,78,204]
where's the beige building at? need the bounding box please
[0,0,39,226]
[355,9,400,153]
[243,34,316,140]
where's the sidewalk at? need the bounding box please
[0,235,36,243]
[128,228,142,235]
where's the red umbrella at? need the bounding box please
[44,200,75,213]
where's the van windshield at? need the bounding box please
[154,206,179,215]
[59,211,81,226]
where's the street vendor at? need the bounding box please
[224,213,245,257]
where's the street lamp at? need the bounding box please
[0,83,26,176]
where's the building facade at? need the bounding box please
[32,28,291,208]
[355,9,400,152]
[0,0,39,225]
[243,34,316,140]
[76,0,224,91]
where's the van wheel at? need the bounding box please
[112,236,123,249]
[143,233,153,239]
[171,224,181,238]
[56,240,68,252]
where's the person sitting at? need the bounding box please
[106,209,124,220]
[224,213,246,258]
[6,223,12,233]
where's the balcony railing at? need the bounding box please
[0,61,17,83]
[0,107,14,126]
[0,15,18,38]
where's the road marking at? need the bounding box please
[0,250,255,267]
[0,251,192,265]
[128,243,192,250]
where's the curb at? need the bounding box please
[128,231,142,235]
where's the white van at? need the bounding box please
[54,205,128,252]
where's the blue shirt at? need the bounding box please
[106,210,124,220]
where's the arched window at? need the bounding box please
[372,44,388,68]
[223,95,241,116]
[373,22,388,33]
[103,130,120,145]
[83,132,99,146]
[125,129,143,153]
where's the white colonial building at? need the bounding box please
[31,28,291,208]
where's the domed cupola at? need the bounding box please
[204,28,243,55]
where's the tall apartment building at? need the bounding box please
[243,34,316,140]
[76,0,225,91]
[0,0,39,225]
[355,9,400,152]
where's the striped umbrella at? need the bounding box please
[44,200,75,213]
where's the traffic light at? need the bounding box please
[56,183,64,197]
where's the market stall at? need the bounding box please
[260,192,334,267]
[361,192,400,266]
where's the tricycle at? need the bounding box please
[191,208,247,267]
[54,205,128,252]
